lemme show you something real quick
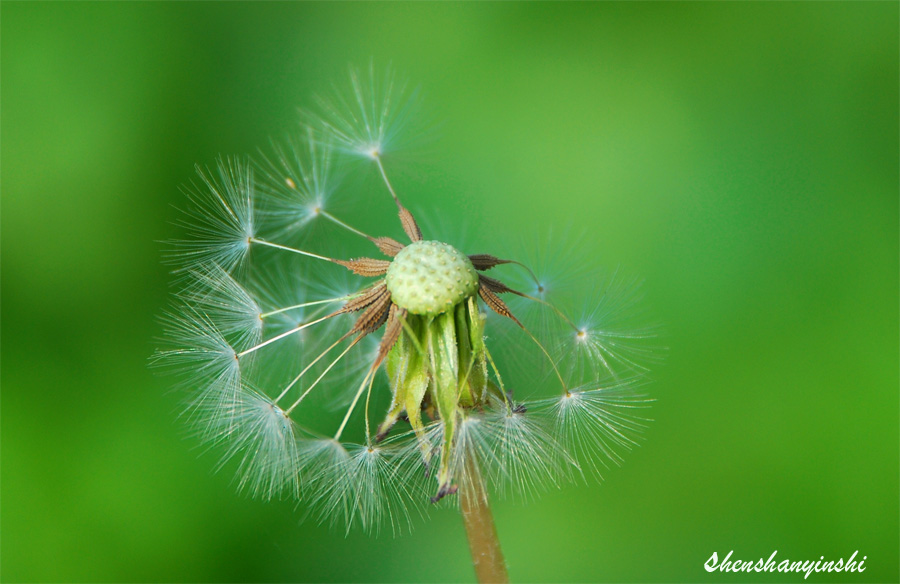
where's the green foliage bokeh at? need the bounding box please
[3,2,897,582]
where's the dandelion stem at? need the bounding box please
[373,154,403,210]
[249,237,338,264]
[460,460,508,584]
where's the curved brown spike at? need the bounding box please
[478,284,523,328]
[468,254,512,271]
[478,273,517,295]
[374,305,405,367]
[373,236,405,257]
[351,287,392,335]
[399,207,423,242]
[334,258,391,277]
[340,281,387,314]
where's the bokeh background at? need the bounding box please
[3,3,898,583]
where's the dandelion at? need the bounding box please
[310,61,421,160]
[154,67,660,583]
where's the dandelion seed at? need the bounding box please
[168,157,255,274]
[154,305,242,424]
[178,263,263,351]
[318,441,426,536]
[558,271,664,384]
[309,62,422,161]
[479,407,569,499]
[257,129,351,242]
[213,387,301,499]
[537,378,653,478]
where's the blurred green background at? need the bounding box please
[3,2,897,582]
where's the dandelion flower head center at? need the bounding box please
[385,240,478,316]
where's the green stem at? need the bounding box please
[460,464,509,584]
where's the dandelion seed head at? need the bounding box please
[386,241,478,316]
[155,68,660,534]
